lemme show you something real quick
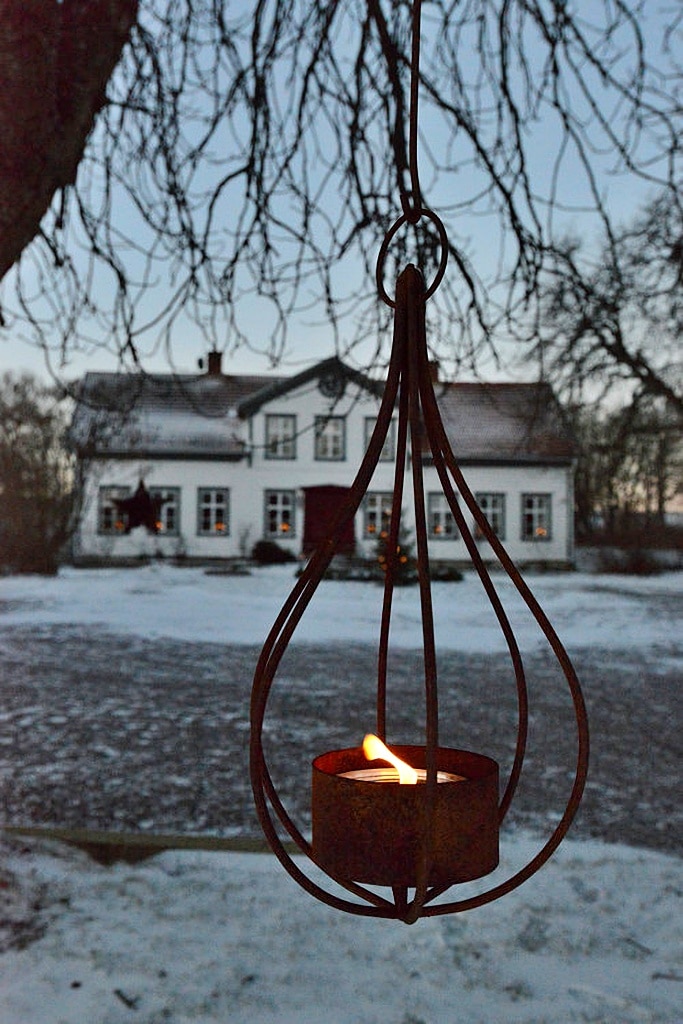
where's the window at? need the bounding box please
[149,487,180,535]
[364,492,393,536]
[265,490,296,537]
[364,416,396,462]
[198,488,230,536]
[315,416,346,460]
[98,485,130,535]
[428,493,458,538]
[265,414,296,460]
[521,493,552,541]
[475,492,506,540]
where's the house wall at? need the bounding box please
[74,457,250,563]
[419,462,574,566]
[241,379,394,558]
[73,377,575,568]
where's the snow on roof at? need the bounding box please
[70,369,285,458]
[69,364,575,463]
[434,382,575,463]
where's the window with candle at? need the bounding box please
[265,489,296,537]
[364,492,392,536]
[197,487,230,536]
[428,492,458,538]
[149,486,180,535]
[314,416,346,461]
[521,493,552,541]
[97,485,130,535]
[265,414,297,460]
[475,492,506,540]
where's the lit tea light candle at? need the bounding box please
[312,742,500,886]
[339,734,464,784]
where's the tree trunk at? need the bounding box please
[0,0,139,282]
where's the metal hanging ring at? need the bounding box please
[376,207,449,308]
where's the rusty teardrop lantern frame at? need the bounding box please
[250,0,588,924]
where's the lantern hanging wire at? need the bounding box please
[250,0,589,923]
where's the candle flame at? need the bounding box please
[362,734,418,784]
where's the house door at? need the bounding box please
[302,485,355,557]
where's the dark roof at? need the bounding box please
[70,369,285,458]
[69,362,575,464]
[70,358,385,458]
[75,369,282,416]
[434,382,575,463]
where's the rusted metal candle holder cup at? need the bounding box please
[312,746,499,887]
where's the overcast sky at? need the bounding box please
[0,3,676,387]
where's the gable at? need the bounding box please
[237,356,383,419]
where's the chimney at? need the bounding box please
[428,360,440,383]
[207,350,223,376]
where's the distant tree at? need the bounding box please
[534,191,683,418]
[533,189,682,536]
[564,404,610,541]
[606,400,681,525]
[0,373,76,574]
[568,396,681,541]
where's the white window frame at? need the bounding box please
[97,485,130,535]
[315,416,346,461]
[521,493,552,542]
[197,488,230,536]
[364,492,393,537]
[364,416,396,462]
[148,486,180,536]
[475,492,506,540]
[265,489,296,538]
[265,414,296,460]
[428,492,458,539]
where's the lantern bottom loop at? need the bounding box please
[312,746,499,889]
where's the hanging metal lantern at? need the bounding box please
[249,0,588,924]
[250,260,589,923]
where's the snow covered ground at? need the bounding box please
[0,562,680,655]
[0,565,681,1023]
[1,832,681,1024]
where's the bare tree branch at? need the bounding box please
[0,1,679,380]
[533,189,683,418]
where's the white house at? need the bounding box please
[69,352,577,568]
